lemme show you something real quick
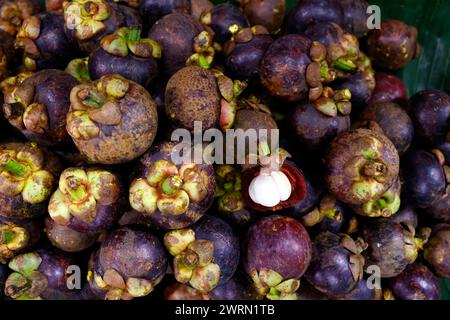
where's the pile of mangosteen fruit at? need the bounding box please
[0,0,448,301]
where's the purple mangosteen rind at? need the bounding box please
[423,224,450,278]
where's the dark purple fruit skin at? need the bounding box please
[225,34,273,80]
[285,0,343,35]
[0,263,7,300]
[339,0,369,38]
[318,201,352,234]
[392,206,418,229]
[88,46,159,87]
[45,217,97,253]
[139,0,190,30]
[334,279,381,300]
[118,4,142,28]
[305,232,359,296]
[355,102,414,155]
[388,263,440,300]
[240,0,286,34]
[369,72,408,106]
[361,219,412,278]
[244,215,312,280]
[260,34,312,102]
[332,72,373,112]
[302,21,346,48]
[35,247,79,300]
[426,191,450,222]
[191,215,239,286]
[291,103,350,150]
[424,225,450,278]
[33,12,76,70]
[209,3,249,44]
[208,274,257,300]
[148,13,203,77]
[401,150,446,208]
[0,216,43,258]
[410,90,450,146]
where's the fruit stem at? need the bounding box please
[333,58,357,72]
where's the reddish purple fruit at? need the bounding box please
[369,72,408,106]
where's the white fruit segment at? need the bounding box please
[248,171,292,207]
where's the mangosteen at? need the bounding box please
[305,232,366,297]
[63,0,141,54]
[190,0,214,21]
[401,149,446,208]
[392,206,418,229]
[291,102,351,151]
[369,72,408,106]
[239,0,285,33]
[164,215,239,293]
[244,215,312,300]
[139,0,190,30]
[0,216,43,263]
[388,263,440,300]
[15,12,76,71]
[66,74,158,164]
[1,69,78,146]
[208,273,258,300]
[48,167,122,233]
[129,141,216,230]
[339,0,369,38]
[148,13,204,77]
[366,20,420,70]
[4,247,79,300]
[424,224,450,278]
[410,90,450,146]
[360,218,425,278]
[88,226,167,300]
[0,142,61,219]
[0,30,15,80]
[201,3,249,44]
[65,57,91,84]
[333,278,382,300]
[0,0,41,36]
[224,25,273,80]
[45,217,97,253]
[325,129,400,205]
[354,102,414,155]
[214,165,245,214]
[426,190,450,222]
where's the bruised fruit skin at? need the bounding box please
[0,216,43,263]
[15,12,76,71]
[0,0,40,36]
[388,263,440,300]
[88,227,167,300]
[361,218,425,278]
[325,129,400,205]
[129,141,216,230]
[224,26,272,80]
[165,66,220,131]
[239,0,285,33]
[243,215,311,300]
[5,247,78,300]
[424,225,450,278]
[0,142,61,219]
[366,20,420,71]
[45,217,97,253]
[354,102,414,155]
[139,0,190,29]
[89,27,160,87]
[1,69,78,146]
[63,0,140,54]
[410,90,450,146]
[369,72,408,106]
[66,74,158,164]
[48,167,122,234]
[202,3,249,44]
[401,150,446,208]
[305,232,366,297]
[291,103,350,151]
[164,215,239,293]
[148,13,203,77]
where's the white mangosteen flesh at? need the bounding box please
[248,170,292,207]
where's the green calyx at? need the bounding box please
[186,31,215,69]
[66,57,91,83]
[333,58,357,72]
[0,224,30,263]
[313,87,352,117]
[1,158,29,177]
[161,175,183,195]
[215,165,244,213]
[101,27,161,59]
[164,229,220,293]
[250,268,300,300]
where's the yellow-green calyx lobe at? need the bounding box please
[101,27,161,59]
[215,165,244,213]
[90,268,158,300]
[358,178,401,217]
[5,252,46,300]
[64,0,110,40]
[66,57,91,83]
[164,229,220,293]
[129,160,210,216]
[186,31,216,69]
[0,223,29,263]
[14,15,41,71]
[67,74,128,140]
[48,167,120,225]
[0,143,54,204]
[250,268,300,300]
